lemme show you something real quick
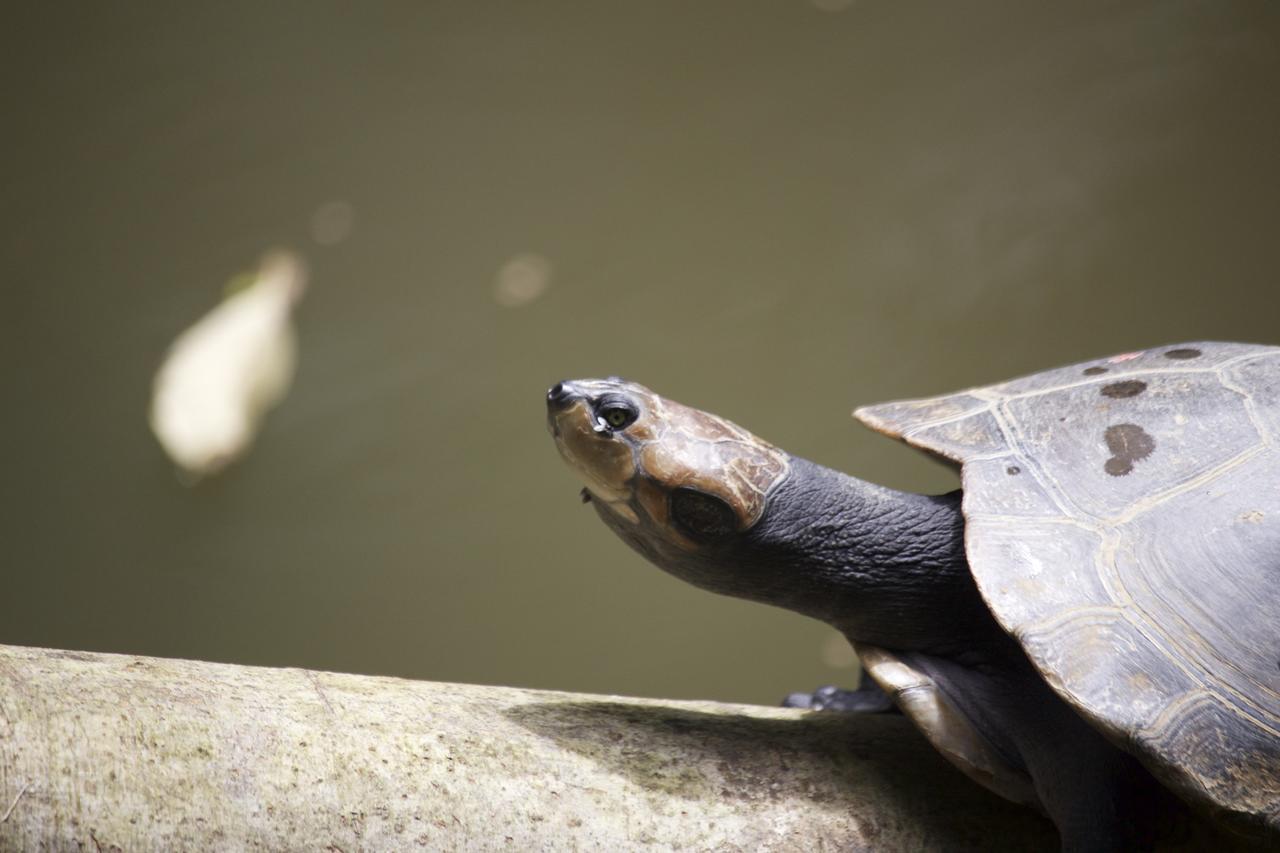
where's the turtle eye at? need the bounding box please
[597,401,638,430]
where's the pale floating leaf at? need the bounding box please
[150,251,307,481]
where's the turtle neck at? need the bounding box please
[744,457,1003,654]
[605,456,1005,658]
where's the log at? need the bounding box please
[0,644,1054,851]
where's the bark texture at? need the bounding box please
[0,644,1055,851]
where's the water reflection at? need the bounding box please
[310,202,355,247]
[3,1,1278,706]
[494,253,553,308]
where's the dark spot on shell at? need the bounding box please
[1101,380,1147,399]
[1164,348,1202,360]
[1083,366,1108,376]
[1103,424,1155,476]
[1006,466,1021,475]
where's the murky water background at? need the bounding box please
[3,2,1279,704]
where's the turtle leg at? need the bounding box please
[781,670,898,713]
[1013,706,1158,853]
[915,650,1197,853]
[1009,689,1194,853]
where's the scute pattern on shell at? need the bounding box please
[857,342,1280,836]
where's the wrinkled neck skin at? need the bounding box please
[596,456,1007,659]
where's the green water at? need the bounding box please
[3,1,1279,704]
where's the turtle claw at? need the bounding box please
[782,681,898,714]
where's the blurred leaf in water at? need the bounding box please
[149,251,307,483]
[494,253,552,308]
[309,201,355,247]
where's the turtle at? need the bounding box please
[545,341,1280,852]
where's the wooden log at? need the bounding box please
[0,644,1054,851]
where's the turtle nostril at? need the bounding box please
[547,381,574,407]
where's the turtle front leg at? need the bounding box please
[782,670,898,713]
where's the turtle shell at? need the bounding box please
[856,342,1280,836]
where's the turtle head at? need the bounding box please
[547,378,972,636]
[546,378,791,566]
